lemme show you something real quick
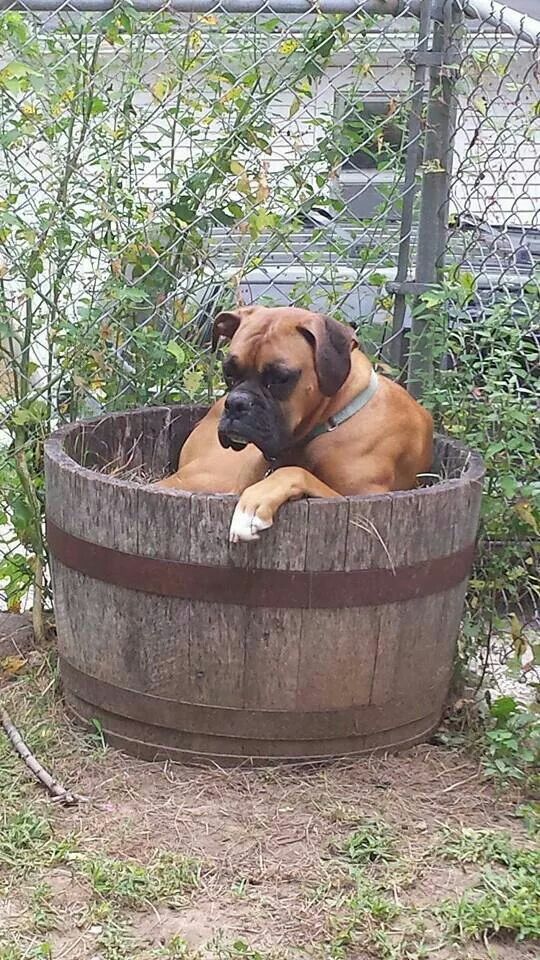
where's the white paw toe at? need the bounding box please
[229,506,272,543]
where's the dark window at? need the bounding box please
[336,94,406,171]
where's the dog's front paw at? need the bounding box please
[229,502,273,543]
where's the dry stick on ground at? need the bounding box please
[1,704,84,805]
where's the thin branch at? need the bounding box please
[473,591,495,697]
[1,705,85,806]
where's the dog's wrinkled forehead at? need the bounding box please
[213,305,357,397]
[216,306,312,364]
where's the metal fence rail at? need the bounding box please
[0,0,538,618]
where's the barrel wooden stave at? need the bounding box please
[45,405,484,765]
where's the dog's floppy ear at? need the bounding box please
[212,310,242,350]
[297,314,357,396]
[211,310,243,351]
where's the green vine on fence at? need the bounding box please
[0,6,399,624]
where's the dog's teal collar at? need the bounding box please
[302,369,379,445]
[263,369,379,475]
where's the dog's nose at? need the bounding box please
[225,391,252,418]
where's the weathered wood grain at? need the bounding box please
[45,417,485,765]
[240,500,308,710]
[188,495,247,707]
[297,498,349,710]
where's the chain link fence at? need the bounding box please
[0,2,538,663]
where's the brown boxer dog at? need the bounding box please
[157,305,433,542]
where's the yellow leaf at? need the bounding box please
[256,166,269,204]
[289,96,301,119]
[173,300,189,324]
[509,613,522,644]
[1,655,27,677]
[151,78,169,102]
[230,160,245,176]
[20,103,40,119]
[357,61,374,78]
[237,173,253,196]
[221,87,241,103]
[514,499,539,535]
[183,369,204,397]
[255,161,270,204]
[279,38,299,55]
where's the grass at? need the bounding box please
[29,883,59,934]
[0,812,201,906]
[437,825,517,865]
[1,648,540,960]
[334,818,397,865]
[436,827,540,943]
[0,946,54,960]
[319,825,540,957]
[159,937,193,959]
[78,851,201,907]
[0,810,77,877]
[325,876,401,959]
[439,866,540,942]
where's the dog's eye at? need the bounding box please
[223,360,239,387]
[263,367,298,397]
[265,369,288,388]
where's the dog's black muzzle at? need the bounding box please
[218,382,290,461]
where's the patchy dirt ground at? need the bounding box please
[1,633,538,960]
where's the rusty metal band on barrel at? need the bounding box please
[46,517,475,609]
[59,657,445,742]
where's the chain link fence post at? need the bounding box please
[386,0,433,374]
[407,0,461,398]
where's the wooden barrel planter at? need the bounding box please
[45,404,484,765]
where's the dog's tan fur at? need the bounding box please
[158,306,433,541]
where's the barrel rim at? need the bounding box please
[44,403,486,504]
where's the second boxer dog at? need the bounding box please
[157,305,433,542]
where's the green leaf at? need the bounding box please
[0,60,41,80]
[166,342,185,364]
[288,96,301,119]
[89,97,108,116]
[12,496,34,531]
[0,128,25,147]
[170,198,196,224]
[489,696,518,721]
[183,369,203,397]
[211,208,236,227]
[11,409,33,425]
[499,474,517,499]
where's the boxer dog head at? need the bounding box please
[212,305,357,460]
